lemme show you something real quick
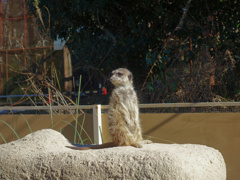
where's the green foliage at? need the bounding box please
[27,0,183,71]
[26,0,240,102]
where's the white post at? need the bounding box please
[93,104,103,144]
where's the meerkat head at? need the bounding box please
[110,68,133,87]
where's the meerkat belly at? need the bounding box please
[108,100,141,145]
[119,95,139,126]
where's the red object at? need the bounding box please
[47,92,52,104]
[102,87,107,95]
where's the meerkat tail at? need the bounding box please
[66,142,115,150]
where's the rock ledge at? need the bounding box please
[0,129,226,180]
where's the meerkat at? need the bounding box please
[67,68,151,150]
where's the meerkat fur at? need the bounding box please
[66,68,151,150]
[108,68,144,147]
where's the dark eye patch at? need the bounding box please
[116,72,123,77]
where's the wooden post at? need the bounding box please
[23,0,27,71]
[93,104,103,144]
[43,48,46,74]
[0,0,2,46]
[0,57,3,95]
[190,36,193,83]
[63,46,72,92]
[23,0,27,48]
[6,51,8,82]
[23,51,27,71]
[0,2,3,94]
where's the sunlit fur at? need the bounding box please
[66,68,151,150]
[108,68,143,147]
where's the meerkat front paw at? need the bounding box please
[131,142,143,148]
[141,140,153,144]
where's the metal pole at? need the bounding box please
[93,104,103,144]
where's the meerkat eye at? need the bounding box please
[116,72,123,77]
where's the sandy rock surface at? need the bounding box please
[0,129,226,180]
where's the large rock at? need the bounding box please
[0,129,226,180]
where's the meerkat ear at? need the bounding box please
[128,74,133,82]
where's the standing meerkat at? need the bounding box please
[67,68,151,150]
[108,68,148,148]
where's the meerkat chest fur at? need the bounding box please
[108,68,143,147]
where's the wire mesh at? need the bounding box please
[0,0,53,93]
[139,104,240,113]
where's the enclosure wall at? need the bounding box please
[102,113,240,180]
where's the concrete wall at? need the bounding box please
[0,113,239,179]
[0,114,94,144]
[102,113,240,180]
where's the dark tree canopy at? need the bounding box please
[27,0,240,102]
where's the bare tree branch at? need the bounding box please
[141,0,193,92]
[174,0,193,31]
